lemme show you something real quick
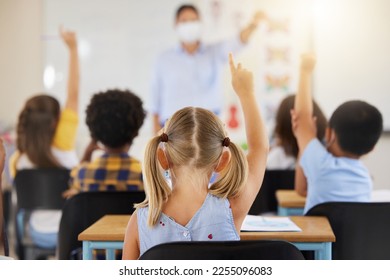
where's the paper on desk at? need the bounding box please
[241,215,302,232]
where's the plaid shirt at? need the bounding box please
[69,153,144,192]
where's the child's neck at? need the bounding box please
[105,143,131,154]
[170,166,211,192]
[328,142,360,159]
[163,169,210,226]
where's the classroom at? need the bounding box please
[1,0,390,268]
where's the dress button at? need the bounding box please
[183,231,188,237]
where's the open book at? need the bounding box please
[241,215,302,232]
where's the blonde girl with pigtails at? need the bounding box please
[122,53,269,260]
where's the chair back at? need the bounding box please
[139,240,305,260]
[306,201,390,260]
[14,169,70,210]
[58,191,145,259]
[0,181,8,257]
[249,170,295,215]
[13,168,71,259]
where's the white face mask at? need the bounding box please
[176,21,201,44]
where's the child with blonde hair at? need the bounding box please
[122,54,269,259]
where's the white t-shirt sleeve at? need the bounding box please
[266,146,296,170]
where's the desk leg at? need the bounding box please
[316,242,332,260]
[278,207,289,216]
[292,242,332,260]
[82,241,93,260]
[82,241,124,260]
[106,249,116,260]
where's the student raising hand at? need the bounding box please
[60,26,79,113]
[227,53,269,230]
[229,53,254,98]
[60,26,77,50]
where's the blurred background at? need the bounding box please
[0,0,389,191]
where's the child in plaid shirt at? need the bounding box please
[63,89,146,198]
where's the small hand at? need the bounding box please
[62,188,79,199]
[229,53,254,98]
[60,25,77,50]
[251,11,268,27]
[300,53,316,73]
[85,139,101,154]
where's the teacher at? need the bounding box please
[150,4,267,133]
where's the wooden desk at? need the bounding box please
[276,190,306,216]
[79,215,335,260]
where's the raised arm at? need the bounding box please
[292,54,317,152]
[60,26,79,113]
[228,54,269,226]
[240,11,267,44]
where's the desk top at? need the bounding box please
[276,190,306,208]
[78,214,335,243]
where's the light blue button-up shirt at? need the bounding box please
[150,36,245,123]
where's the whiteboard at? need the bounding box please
[313,0,390,131]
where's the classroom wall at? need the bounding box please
[0,0,389,190]
[0,0,44,126]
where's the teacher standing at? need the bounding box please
[151,4,267,134]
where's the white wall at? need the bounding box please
[0,0,44,126]
[361,135,390,189]
[313,0,390,189]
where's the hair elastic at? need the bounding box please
[222,137,230,147]
[160,133,169,143]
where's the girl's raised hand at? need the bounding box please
[229,53,254,98]
[60,25,77,50]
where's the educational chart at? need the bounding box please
[203,0,313,147]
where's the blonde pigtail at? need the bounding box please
[135,136,171,227]
[209,141,248,198]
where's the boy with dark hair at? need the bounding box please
[292,54,383,213]
[63,89,146,198]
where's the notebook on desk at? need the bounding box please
[241,215,302,232]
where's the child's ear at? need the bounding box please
[215,150,231,172]
[325,127,336,147]
[157,148,169,170]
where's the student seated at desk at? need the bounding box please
[63,89,146,198]
[122,54,269,260]
[292,54,383,214]
[267,94,327,170]
[9,27,79,250]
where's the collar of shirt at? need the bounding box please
[101,152,130,159]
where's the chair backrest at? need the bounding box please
[0,177,8,256]
[58,191,145,260]
[249,169,295,215]
[14,169,71,210]
[13,168,71,259]
[139,240,305,260]
[306,202,390,260]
